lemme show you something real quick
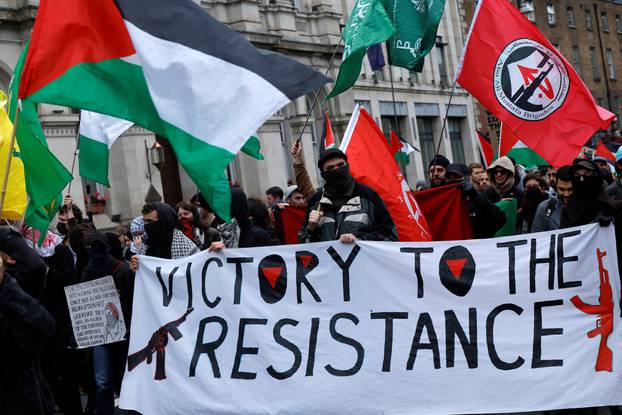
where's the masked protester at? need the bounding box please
[532,166,573,232]
[129,216,148,256]
[143,203,199,260]
[0,228,57,415]
[175,201,204,248]
[299,148,397,243]
[446,163,506,238]
[517,173,549,234]
[81,232,133,415]
[428,155,450,188]
[561,159,622,230]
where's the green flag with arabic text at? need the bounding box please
[326,0,395,100]
[384,0,446,72]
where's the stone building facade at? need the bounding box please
[462,0,622,151]
[0,0,480,223]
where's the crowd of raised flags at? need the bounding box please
[2,0,622,413]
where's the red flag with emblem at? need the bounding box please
[340,105,432,241]
[595,140,616,162]
[457,0,614,168]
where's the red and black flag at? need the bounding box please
[457,0,614,167]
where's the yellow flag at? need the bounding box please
[0,90,27,220]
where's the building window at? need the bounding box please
[586,10,593,30]
[547,4,556,25]
[567,7,575,27]
[597,97,604,107]
[606,49,616,79]
[601,12,610,31]
[617,15,622,33]
[571,46,582,75]
[519,1,535,22]
[590,47,601,80]
[417,118,435,170]
[291,0,302,11]
[373,68,385,82]
[354,100,372,115]
[436,42,448,86]
[448,119,466,165]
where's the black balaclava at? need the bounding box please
[321,164,355,196]
[82,232,110,281]
[145,202,178,259]
[56,222,67,236]
[572,174,603,201]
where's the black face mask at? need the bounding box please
[526,187,543,201]
[57,223,67,235]
[572,175,603,201]
[144,220,165,247]
[321,164,353,194]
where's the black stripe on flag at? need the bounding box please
[114,0,331,100]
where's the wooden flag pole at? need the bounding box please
[388,64,408,181]
[0,106,20,217]
[296,37,343,145]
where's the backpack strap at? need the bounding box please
[544,198,556,221]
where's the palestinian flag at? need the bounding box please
[18,0,330,220]
[79,110,132,187]
[320,112,336,151]
[79,110,264,187]
[475,130,494,167]
[499,124,549,167]
[390,130,417,166]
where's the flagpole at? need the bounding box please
[431,81,457,177]
[296,37,343,144]
[388,65,408,181]
[0,107,20,216]
[67,111,81,195]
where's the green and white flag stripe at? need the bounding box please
[506,140,550,167]
[79,110,132,186]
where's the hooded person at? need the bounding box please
[561,159,622,229]
[483,156,524,206]
[298,148,397,243]
[139,203,199,260]
[561,159,622,286]
[129,216,148,255]
[81,232,133,415]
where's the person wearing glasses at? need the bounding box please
[483,156,525,207]
[298,148,397,243]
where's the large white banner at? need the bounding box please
[120,224,622,414]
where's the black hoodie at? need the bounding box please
[145,202,178,259]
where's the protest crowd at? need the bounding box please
[2,0,622,413]
[3,139,622,414]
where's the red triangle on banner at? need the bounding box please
[300,255,313,268]
[261,267,283,289]
[446,259,468,279]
